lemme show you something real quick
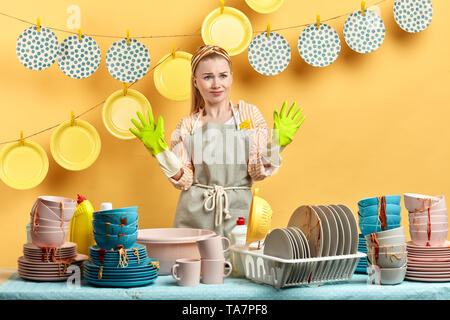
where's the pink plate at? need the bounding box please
[407,266,450,272]
[407,240,450,249]
[406,269,450,276]
[23,241,77,251]
[405,276,450,282]
[408,256,450,262]
[18,273,70,282]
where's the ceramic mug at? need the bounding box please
[171,258,201,287]
[201,258,232,284]
[197,235,230,259]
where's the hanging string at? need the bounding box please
[0,0,389,146]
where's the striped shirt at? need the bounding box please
[168,100,280,190]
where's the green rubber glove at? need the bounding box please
[130,109,168,156]
[273,101,305,147]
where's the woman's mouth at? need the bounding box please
[211,91,223,96]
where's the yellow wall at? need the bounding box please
[1,0,449,267]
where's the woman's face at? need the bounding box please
[193,56,233,105]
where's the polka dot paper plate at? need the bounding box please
[394,0,433,33]
[298,23,341,68]
[50,119,101,171]
[106,39,151,83]
[58,34,101,79]
[202,7,253,56]
[154,51,192,101]
[0,139,49,190]
[343,9,386,54]
[16,26,59,71]
[248,32,291,76]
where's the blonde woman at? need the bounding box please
[130,45,305,239]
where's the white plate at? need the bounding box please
[330,205,352,255]
[288,205,323,258]
[319,205,338,256]
[263,228,294,259]
[312,206,330,257]
[292,227,310,283]
[337,204,359,254]
[283,228,298,283]
[328,205,345,255]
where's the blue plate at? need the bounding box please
[83,259,157,271]
[90,258,152,268]
[83,269,157,279]
[85,277,156,288]
[357,195,401,208]
[90,244,146,252]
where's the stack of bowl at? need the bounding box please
[29,196,77,248]
[355,234,368,274]
[92,206,139,250]
[404,193,448,246]
[357,195,402,236]
[365,227,407,285]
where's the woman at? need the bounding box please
[130,45,305,240]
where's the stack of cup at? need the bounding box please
[404,193,448,246]
[171,235,233,286]
[365,227,407,285]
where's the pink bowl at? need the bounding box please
[404,194,446,213]
[31,201,74,222]
[30,230,67,248]
[410,229,448,246]
[38,196,76,208]
[136,228,216,275]
[409,215,448,224]
[409,222,448,232]
[31,217,70,228]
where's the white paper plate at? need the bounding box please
[248,32,291,75]
[394,0,433,33]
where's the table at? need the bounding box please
[0,268,449,300]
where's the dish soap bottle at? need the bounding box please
[231,217,247,247]
[70,194,95,255]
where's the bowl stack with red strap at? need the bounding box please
[404,193,450,282]
[18,196,88,282]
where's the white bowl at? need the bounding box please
[371,226,405,239]
[366,243,407,253]
[379,265,407,285]
[409,222,448,232]
[367,250,407,268]
[410,229,448,246]
[409,215,448,224]
[404,194,446,213]
[365,234,406,246]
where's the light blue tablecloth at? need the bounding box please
[0,272,449,300]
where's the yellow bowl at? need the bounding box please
[246,188,273,245]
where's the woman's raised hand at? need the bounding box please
[130,109,168,156]
[273,101,305,147]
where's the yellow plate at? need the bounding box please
[202,7,253,56]
[154,51,193,101]
[0,139,49,190]
[245,0,284,14]
[50,119,101,171]
[103,89,151,139]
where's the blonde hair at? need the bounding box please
[190,46,232,114]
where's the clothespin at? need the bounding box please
[19,131,24,146]
[172,44,176,59]
[78,28,82,41]
[266,23,271,38]
[220,0,224,14]
[70,111,76,126]
[37,17,41,32]
[316,14,320,30]
[361,1,366,16]
[123,82,128,96]
[126,29,130,45]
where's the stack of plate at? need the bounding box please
[18,242,88,281]
[355,234,368,273]
[405,240,450,282]
[83,244,159,287]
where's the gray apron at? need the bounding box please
[173,102,253,240]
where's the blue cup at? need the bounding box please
[92,220,138,235]
[93,231,138,250]
[359,223,401,236]
[358,204,401,217]
[357,195,401,208]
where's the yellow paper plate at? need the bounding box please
[154,51,193,101]
[0,139,49,190]
[103,89,151,139]
[245,0,284,14]
[202,7,253,56]
[50,119,101,171]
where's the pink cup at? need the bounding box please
[197,235,230,259]
[201,259,232,284]
[171,258,201,287]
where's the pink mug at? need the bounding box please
[171,258,201,287]
[197,235,230,259]
[201,258,232,284]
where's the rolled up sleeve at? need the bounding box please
[168,119,194,190]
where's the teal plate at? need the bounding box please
[86,277,157,288]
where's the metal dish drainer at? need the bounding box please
[230,246,366,290]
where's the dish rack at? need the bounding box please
[230,246,366,290]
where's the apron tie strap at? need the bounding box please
[195,184,251,228]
